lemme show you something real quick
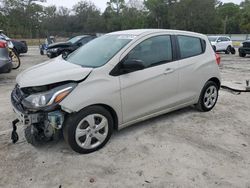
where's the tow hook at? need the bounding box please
[11,119,19,144]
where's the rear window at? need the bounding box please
[177,35,204,59]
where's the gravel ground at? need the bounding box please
[0,47,250,188]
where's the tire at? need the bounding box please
[225,46,231,54]
[230,47,236,55]
[40,50,44,55]
[239,52,246,57]
[10,49,21,70]
[212,45,216,52]
[63,106,114,154]
[196,81,219,112]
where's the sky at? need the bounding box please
[42,0,243,12]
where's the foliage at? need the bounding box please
[0,0,249,38]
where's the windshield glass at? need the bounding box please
[68,36,84,44]
[208,36,217,42]
[66,35,133,68]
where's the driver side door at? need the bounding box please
[118,35,179,123]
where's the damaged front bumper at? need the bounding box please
[11,85,66,143]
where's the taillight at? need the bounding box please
[215,53,221,66]
[0,41,7,48]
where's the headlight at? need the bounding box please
[22,83,77,109]
[50,48,59,52]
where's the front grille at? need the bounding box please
[11,85,25,113]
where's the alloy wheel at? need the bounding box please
[203,85,218,109]
[75,114,109,149]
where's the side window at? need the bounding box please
[177,35,203,59]
[218,37,223,42]
[124,35,173,68]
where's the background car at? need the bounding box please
[39,36,55,55]
[11,40,28,55]
[239,40,250,57]
[0,40,12,74]
[0,30,28,55]
[208,36,234,54]
[46,35,96,58]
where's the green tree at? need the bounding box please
[169,0,220,34]
[240,0,250,33]
[217,3,241,34]
[73,1,104,33]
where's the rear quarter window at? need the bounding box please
[177,35,205,59]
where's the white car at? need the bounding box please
[208,36,234,54]
[11,29,221,154]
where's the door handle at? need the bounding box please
[164,68,175,75]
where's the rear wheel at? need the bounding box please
[230,47,236,54]
[63,106,113,154]
[196,81,219,112]
[10,49,21,70]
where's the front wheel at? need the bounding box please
[40,50,44,55]
[63,106,114,154]
[225,46,231,54]
[9,49,21,70]
[196,81,219,112]
[239,52,246,57]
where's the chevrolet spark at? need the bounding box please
[11,29,221,154]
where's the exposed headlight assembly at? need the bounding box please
[22,83,77,109]
[50,48,59,52]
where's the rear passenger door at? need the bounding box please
[176,35,206,104]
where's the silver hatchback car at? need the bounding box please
[11,29,221,154]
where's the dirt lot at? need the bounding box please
[0,47,250,188]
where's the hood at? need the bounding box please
[17,56,93,88]
[243,41,250,44]
[242,41,250,47]
[48,42,71,49]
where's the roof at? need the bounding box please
[107,29,206,38]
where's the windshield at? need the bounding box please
[208,36,217,42]
[68,36,84,44]
[66,35,133,68]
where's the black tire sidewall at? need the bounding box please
[63,106,114,154]
[225,46,231,54]
[197,81,219,112]
[239,52,246,57]
[230,47,236,54]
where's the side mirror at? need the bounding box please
[217,39,222,43]
[121,59,145,73]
